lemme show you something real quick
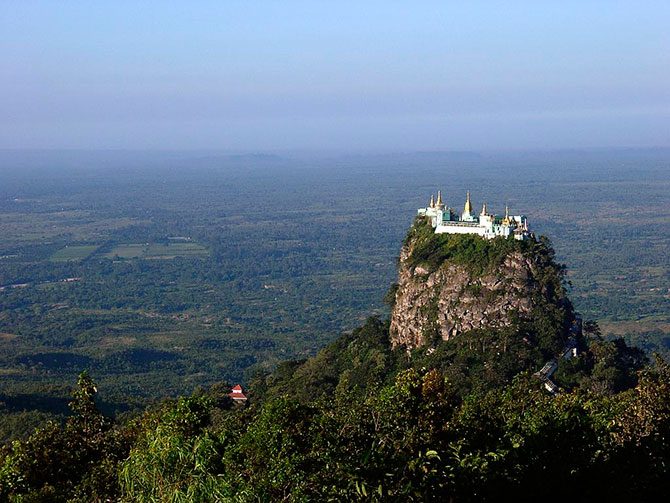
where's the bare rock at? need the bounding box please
[389,237,546,350]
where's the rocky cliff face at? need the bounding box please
[389,219,570,350]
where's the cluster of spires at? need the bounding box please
[427,190,517,226]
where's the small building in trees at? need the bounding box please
[228,384,248,403]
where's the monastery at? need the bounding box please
[418,191,531,241]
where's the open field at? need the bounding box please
[0,210,145,245]
[146,242,209,258]
[103,243,146,259]
[50,245,99,262]
[103,242,209,259]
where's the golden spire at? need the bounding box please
[502,205,510,225]
[463,191,472,215]
[429,194,435,208]
[436,190,443,208]
[481,202,487,215]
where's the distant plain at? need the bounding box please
[0,149,668,437]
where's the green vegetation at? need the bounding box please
[253,317,399,403]
[0,148,667,498]
[102,244,146,259]
[0,150,668,442]
[1,318,667,501]
[405,217,530,274]
[104,242,209,259]
[405,218,573,358]
[50,245,99,262]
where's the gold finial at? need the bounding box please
[463,191,473,215]
[429,194,435,208]
[502,205,510,225]
[481,202,487,215]
[436,190,443,208]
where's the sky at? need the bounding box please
[1,1,669,151]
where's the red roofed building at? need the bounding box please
[229,384,248,403]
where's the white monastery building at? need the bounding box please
[418,191,531,241]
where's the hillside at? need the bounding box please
[0,222,668,501]
[391,218,572,353]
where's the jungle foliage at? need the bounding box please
[405,217,530,274]
[0,324,666,502]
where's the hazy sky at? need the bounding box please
[1,1,669,151]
